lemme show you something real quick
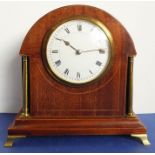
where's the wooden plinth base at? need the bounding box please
[5,114,150,147]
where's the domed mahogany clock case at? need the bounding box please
[4,5,150,147]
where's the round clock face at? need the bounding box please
[44,19,112,84]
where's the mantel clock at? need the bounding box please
[4,5,150,147]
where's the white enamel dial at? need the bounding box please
[45,19,112,84]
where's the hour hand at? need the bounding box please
[55,37,80,54]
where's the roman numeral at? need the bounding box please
[96,61,102,66]
[64,68,69,75]
[89,70,93,74]
[76,72,80,79]
[65,28,70,33]
[77,24,82,31]
[51,50,58,53]
[90,26,94,32]
[55,37,61,41]
[99,49,105,54]
[55,60,61,66]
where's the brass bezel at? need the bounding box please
[42,16,114,86]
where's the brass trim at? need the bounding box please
[128,112,136,117]
[22,56,30,117]
[131,134,151,146]
[41,16,114,86]
[127,57,135,117]
[4,135,26,147]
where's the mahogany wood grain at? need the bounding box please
[7,5,147,137]
[8,115,146,136]
[20,5,136,117]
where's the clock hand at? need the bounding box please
[55,37,80,55]
[80,48,105,54]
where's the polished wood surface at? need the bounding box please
[20,5,136,117]
[7,5,147,136]
[8,115,146,135]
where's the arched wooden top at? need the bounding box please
[20,5,136,57]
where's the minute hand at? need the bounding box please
[80,49,105,54]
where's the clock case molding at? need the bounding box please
[5,5,150,147]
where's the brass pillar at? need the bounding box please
[22,55,29,117]
[127,57,135,117]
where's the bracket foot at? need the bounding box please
[4,135,26,147]
[131,134,151,146]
